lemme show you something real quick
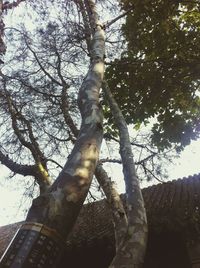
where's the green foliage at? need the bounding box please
[106,0,200,151]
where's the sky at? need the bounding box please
[167,139,200,179]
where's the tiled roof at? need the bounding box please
[0,222,23,258]
[143,173,200,232]
[1,173,200,257]
[144,174,200,214]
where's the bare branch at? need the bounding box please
[104,8,132,29]
[46,158,63,169]
[0,149,36,177]
[25,41,63,86]
[2,0,25,11]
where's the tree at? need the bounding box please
[0,0,199,267]
[106,0,200,151]
[0,0,147,267]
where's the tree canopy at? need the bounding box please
[106,0,200,151]
[0,0,178,191]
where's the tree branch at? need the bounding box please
[95,163,128,251]
[2,0,25,11]
[3,85,51,193]
[25,41,63,87]
[0,149,36,177]
[104,8,133,29]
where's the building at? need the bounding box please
[1,174,200,267]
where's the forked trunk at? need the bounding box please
[0,1,105,267]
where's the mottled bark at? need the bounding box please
[95,163,128,251]
[103,81,148,268]
[77,0,128,251]
[0,2,106,264]
[26,0,105,239]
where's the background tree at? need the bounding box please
[106,0,200,151]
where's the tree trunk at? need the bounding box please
[26,0,105,238]
[103,81,148,268]
[95,163,128,251]
[0,0,105,267]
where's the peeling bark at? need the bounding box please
[77,0,128,252]
[26,0,105,239]
[103,81,148,268]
